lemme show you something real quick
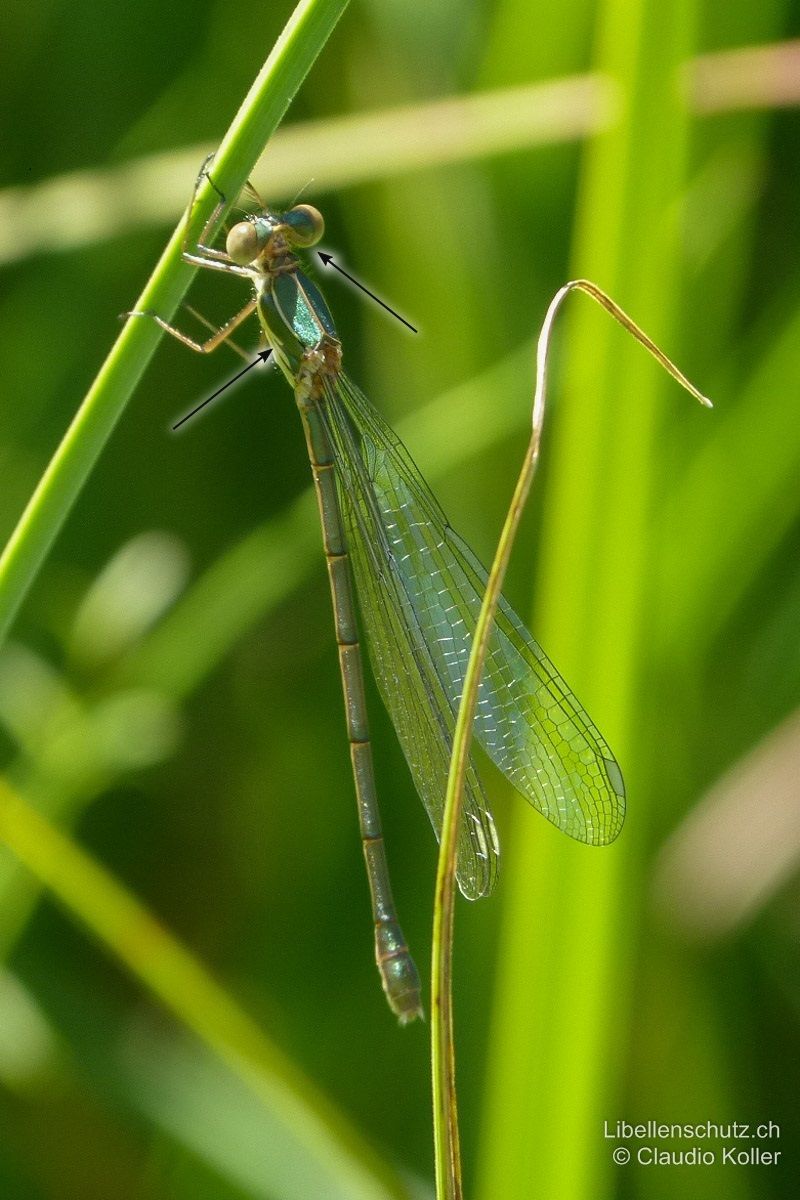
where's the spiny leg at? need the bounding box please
[178,155,248,274]
[182,304,252,361]
[121,161,258,351]
[201,153,266,220]
[125,297,258,356]
[183,156,265,272]
[184,152,231,263]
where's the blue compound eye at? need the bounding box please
[284,205,324,248]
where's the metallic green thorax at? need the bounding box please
[258,263,338,383]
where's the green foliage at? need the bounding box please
[0,0,798,1197]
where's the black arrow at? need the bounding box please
[172,349,273,430]
[317,253,418,333]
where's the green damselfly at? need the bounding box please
[130,166,627,1023]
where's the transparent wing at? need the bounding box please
[319,381,499,899]
[323,371,625,862]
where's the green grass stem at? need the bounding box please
[0,0,350,650]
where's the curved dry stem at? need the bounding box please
[430,279,710,1200]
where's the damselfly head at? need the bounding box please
[225,205,324,266]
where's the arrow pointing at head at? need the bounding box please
[317,253,418,333]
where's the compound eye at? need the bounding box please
[284,204,324,248]
[226,220,264,265]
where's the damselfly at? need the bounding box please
[129,166,626,1023]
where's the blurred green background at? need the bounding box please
[1,0,799,1197]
